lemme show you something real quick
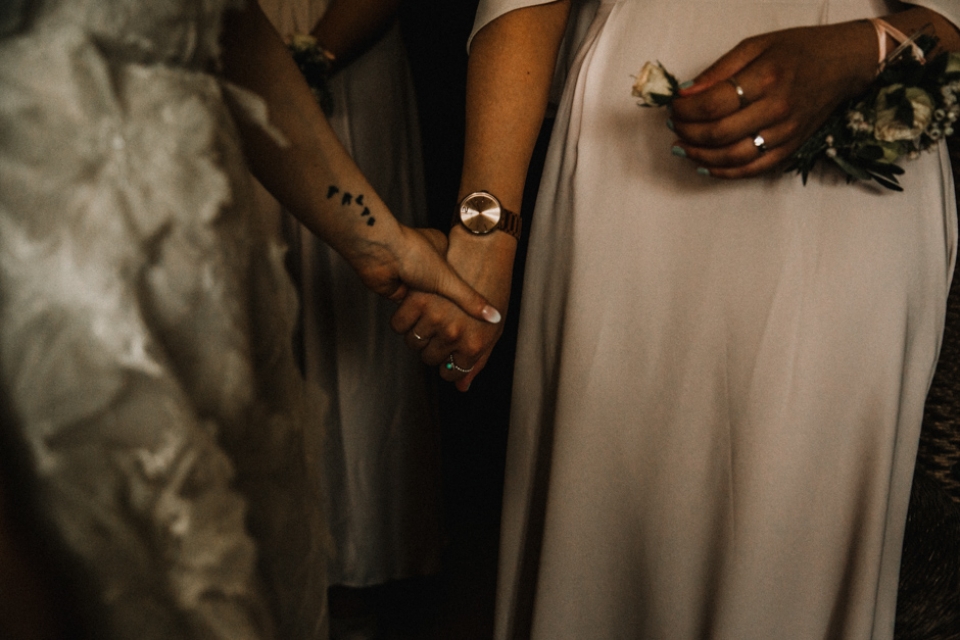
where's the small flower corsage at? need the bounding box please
[632,27,960,191]
[288,33,336,116]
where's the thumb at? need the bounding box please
[433,264,503,325]
[397,225,502,323]
[386,283,409,304]
[678,37,768,96]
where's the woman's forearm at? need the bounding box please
[220,1,402,264]
[219,2,499,318]
[448,1,571,304]
[459,0,571,210]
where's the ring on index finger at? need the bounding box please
[727,76,748,110]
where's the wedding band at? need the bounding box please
[752,133,768,155]
[445,355,474,374]
[413,332,425,341]
[727,77,748,109]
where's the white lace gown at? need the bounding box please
[255,0,443,587]
[0,1,327,638]
[472,1,959,638]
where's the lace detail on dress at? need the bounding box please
[0,2,327,638]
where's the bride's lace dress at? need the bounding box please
[0,1,327,638]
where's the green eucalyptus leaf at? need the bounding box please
[870,172,904,191]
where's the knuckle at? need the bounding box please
[442,324,462,343]
[781,119,801,139]
[701,127,726,147]
[700,102,727,122]
[463,337,484,359]
[768,97,791,122]
[755,66,781,92]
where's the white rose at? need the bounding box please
[874,85,934,142]
[632,61,674,107]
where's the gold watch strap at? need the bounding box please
[451,206,522,240]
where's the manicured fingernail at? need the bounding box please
[697,167,711,176]
[481,305,502,324]
[666,118,675,131]
[671,146,686,158]
[679,80,695,90]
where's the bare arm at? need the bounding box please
[670,7,960,178]
[219,1,499,322]
[391,1,570,390]
[310,0,401,72]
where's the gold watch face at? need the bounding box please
[460,192,502,234]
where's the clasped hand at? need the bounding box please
[669,20,877,178]
[390,227,515,392]
[384,22,885,391]
[351,223,501,334]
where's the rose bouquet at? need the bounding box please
[632,33,960,191]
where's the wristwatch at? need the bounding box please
[453,191,522,240]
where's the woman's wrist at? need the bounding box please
[837,19,885,98]
[446,225,517,309]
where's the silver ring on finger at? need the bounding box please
[445,355,474,374]
[752,133,768,155]
[413,332,426,341]
[727,76,748,110]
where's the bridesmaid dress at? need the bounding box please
[471,0,959,638]
[256,0,444,587]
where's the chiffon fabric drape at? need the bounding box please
[255,0,443,587]
[471,1,959,638]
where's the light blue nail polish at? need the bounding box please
[679,80,695,90]
[666,118,675,131]
[671,146,686,158]
[697,167,710,176]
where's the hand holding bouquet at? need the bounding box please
[633,23,960,190]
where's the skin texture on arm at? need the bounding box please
[390,0,571,391]
[669,7,960,178]
[310,0,401,72]
[219,1,500,323]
